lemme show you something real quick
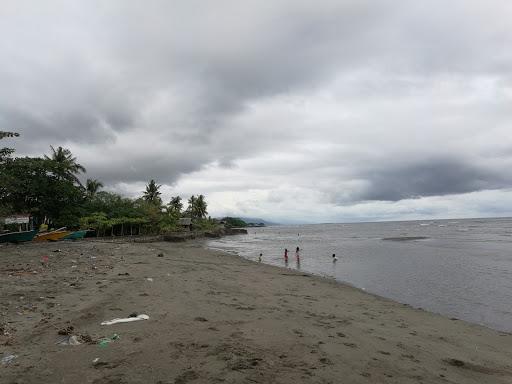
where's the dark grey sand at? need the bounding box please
[1,240,511,383]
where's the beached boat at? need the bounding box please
[34,230,71,242]
[84,229,97,238]
[0,229,38,243]
[64,230,87,240]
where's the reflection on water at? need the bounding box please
[208,217,512,332]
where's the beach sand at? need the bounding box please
[1,240,511,383]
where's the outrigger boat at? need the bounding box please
[64,230,88,240]
[0,229,38,243]
[34,228,71,242]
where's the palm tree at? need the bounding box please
[167,196,183,214]
[86,178,103,198]
[143,179,162,205]
[44,145,86,184]
[195,194,208,218]
[186,195,208,219]
[186,195,197,218]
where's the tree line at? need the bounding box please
[0,132,214,234]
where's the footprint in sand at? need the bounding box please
[293,329,304,337]
[400,353,420,363]
[174,370,198,384]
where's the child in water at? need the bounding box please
[295,246,300,260]
[284,248,288,262]
[332,253,338,262]
[258,253,262,262]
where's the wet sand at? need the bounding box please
[1,240,511,383]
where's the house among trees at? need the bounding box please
[178,217,192,231]
[1,214,31,232]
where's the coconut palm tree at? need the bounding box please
[86,178,103,198]
[143,179,162,205]
[186,195,197,218]
[186,194,208,219]
[44,145,86,184]
[195,194,208,218]
[167,196,183,214]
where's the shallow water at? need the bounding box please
[207,217,512,332]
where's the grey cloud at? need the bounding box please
[86,151,211,185]
[1,0,512,221]
[358,159,509,202]
[0,106,117,150]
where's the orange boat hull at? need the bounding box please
[34,231,71,242]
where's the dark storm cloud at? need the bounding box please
[1,0,511,217]
[359,159,509,202]
[0,106,117,148]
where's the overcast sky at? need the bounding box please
[1,1,512,223]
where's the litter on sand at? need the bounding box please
[1,354,17,365]
[98,334,120,348]
[56,335,82,345]
[101,314,149,326]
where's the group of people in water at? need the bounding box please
[283,247,303,262]
[257,247,338,263]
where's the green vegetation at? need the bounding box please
[0,134,215,235]
[222,217,248,228]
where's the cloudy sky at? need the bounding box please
[1,1,512,223]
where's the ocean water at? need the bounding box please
[207,218,512,332]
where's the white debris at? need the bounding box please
[101,314,149,326]
[1,354,17,365]
[56,335,82,346]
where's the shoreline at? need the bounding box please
[210,243,511,335]
[1,240,511,383]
